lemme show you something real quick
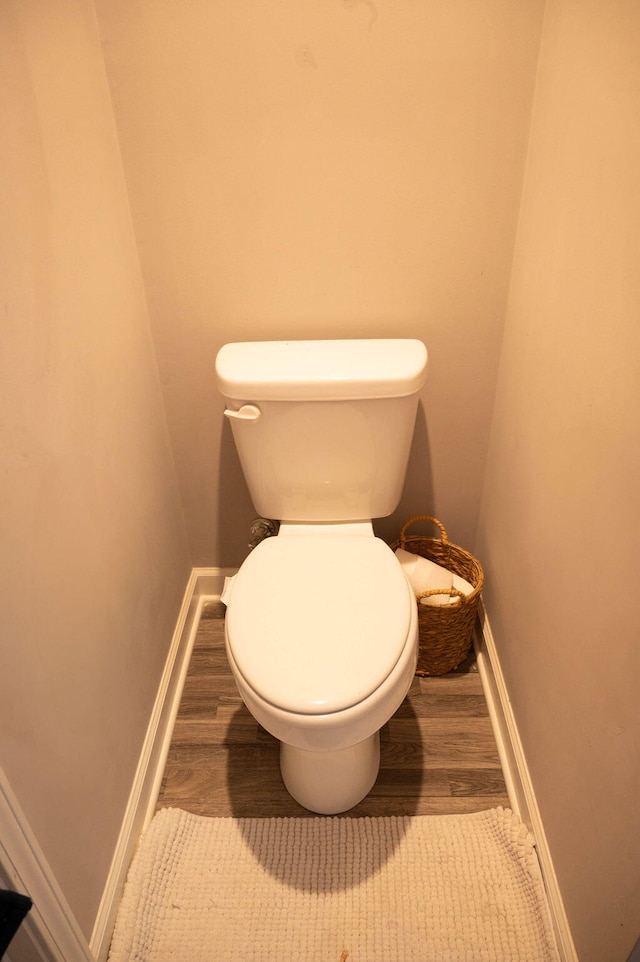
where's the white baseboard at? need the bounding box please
[90,567,235,962]
[474,603,579,962]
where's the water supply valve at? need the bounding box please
[248,518,280,550]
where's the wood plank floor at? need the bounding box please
[157,600,509,817]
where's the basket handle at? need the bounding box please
[417,587,466,605]
[400,515,449,547]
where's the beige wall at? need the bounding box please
[95,0,544,564]
[0,0,190,937]
[476,1,640,960]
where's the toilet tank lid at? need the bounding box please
[215,339,427,401]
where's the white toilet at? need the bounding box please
[215,338,428,814]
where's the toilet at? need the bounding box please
[215,338,428,814]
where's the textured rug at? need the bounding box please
[108,807,559,962]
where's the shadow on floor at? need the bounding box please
[224,696,424,888]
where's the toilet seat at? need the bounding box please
[226,535,413,716]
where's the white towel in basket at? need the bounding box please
[395,548,473,606]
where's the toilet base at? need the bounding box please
[280,732,380,815]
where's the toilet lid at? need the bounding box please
[226,535,412,715]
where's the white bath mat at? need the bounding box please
[108,807,559,962]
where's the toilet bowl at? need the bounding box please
[225,525,418,813]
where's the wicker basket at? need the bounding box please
[392,515,484,675]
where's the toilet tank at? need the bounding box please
[215,339,428,523]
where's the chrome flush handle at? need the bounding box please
[224,404,262,422]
